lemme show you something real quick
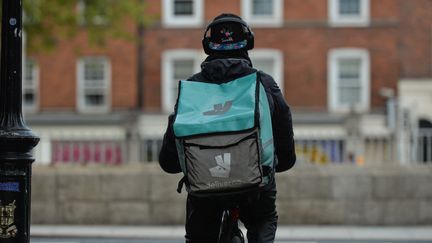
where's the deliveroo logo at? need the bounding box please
[203,100,233,116]
[209,153,231,178]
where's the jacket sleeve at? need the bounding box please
[261,73,296,172]
[158,113,182,174]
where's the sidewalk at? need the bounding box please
[31,225,432,241]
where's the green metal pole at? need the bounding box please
[0,0,39,242]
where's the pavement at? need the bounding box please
[31,225,432,241]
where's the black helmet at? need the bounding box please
[202,13,254,55]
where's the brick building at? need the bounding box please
[25,0,432,165]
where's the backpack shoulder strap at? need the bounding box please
[177,176,188,194]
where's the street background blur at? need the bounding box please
[9,0,432,228]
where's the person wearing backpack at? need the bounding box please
[159,13,296,243]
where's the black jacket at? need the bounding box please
[159,54,296,173]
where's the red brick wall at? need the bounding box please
[32,0,431,113]
[285,0,327,21]
[398,0,432,78]
[205,0,241,21]
[143,0,403,111]
[33,31,137,112]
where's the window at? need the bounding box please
[329,0,370,27]
[174,0,193,15]
[77,57,111,113]
[162,50,202,112]
[328,48,370,112]
[163,0,203,27]
[249,49,284,92]
[162,49,283,113]
[23,59,39,112]
[241,0,283,27]
[339,0,361,15]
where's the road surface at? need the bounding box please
[31,238,432,243]
[30,225,432,243]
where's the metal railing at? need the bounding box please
[414,128,432,163]
[140,138,163,163]
[295,139,345,164]
[51,140,127,165]
[33,129,430,165]
[42,137,396,165]
[364,136,396,165]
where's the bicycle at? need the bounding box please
[217,206,245,243]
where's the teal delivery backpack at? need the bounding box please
[173,72,274,196]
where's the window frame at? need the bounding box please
[249,49,284,92]
[328,0,370,27]
[328,48,370,113]
[241,0,283,27]
[22,58,39,113]
[161,49,203,113]
[77,56,111,113]
[162,0,203,28]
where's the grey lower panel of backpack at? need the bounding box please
[183,129,262,195]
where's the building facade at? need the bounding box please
[25,0,432,165]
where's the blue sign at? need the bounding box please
[0,182,20,192]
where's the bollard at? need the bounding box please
[0,0,40,242]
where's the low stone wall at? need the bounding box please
[31,163,432,225]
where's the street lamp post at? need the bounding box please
[0,0,39,242]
